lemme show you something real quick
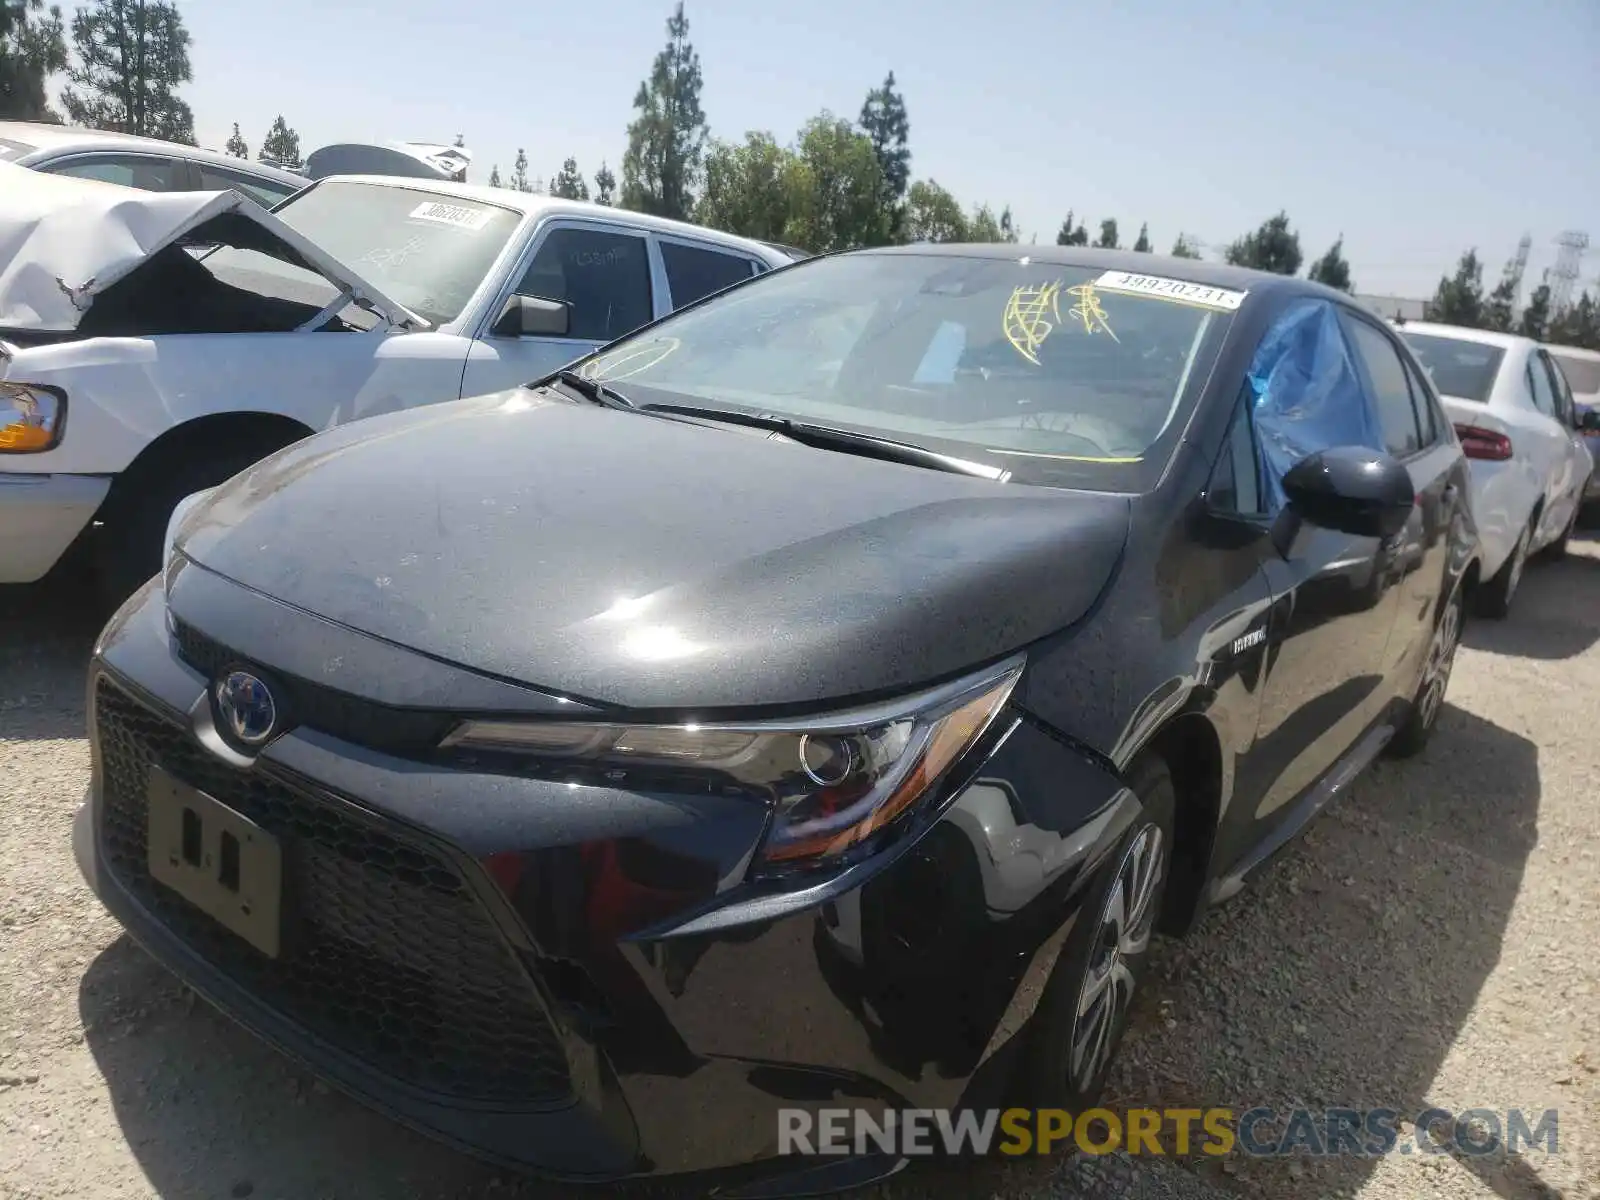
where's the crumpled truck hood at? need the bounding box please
[0,161,427,333]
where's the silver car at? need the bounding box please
[0,120,306,208]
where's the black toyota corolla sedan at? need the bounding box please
[75,247,1479,1195]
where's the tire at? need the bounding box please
[1474,516,1533,620]
[1023,754,1177,1113]
[94,449,265,609]
[1387,585,1463,759]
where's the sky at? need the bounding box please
[156,0,1600,300]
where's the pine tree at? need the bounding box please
[1055,210,1087,246]
[858,70,910,242]
[258,115,301,170]
[593,161,616,205]
[224,122,247,158]
[1425,250,1486,327]
[511,147,531,192]
[1224,212,1302,275]
[550,156,589,200]
[620,1,707,218]
[487,163,502,188]
[61,0,195,143]
[1132,223,1152,253]
[1307,236,1353,293]
[1171,234,1201,259]
[1095,218,1120,250]
[0,0,69,122]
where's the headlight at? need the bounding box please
[442,658,1024,871]
[0,383,65,453]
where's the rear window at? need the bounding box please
[1400,333,1505,403]
[1549,352,1600,398]
[0,138,37,161]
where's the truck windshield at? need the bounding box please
[210,181,522,325]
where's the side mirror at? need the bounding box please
[1579,408,1600,433]
[1282,446,1414,540]
[492,293,569,339]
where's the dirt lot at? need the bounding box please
[3,541,1597,1200]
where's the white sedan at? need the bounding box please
[1398,321,1593,617]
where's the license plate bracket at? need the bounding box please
[147,766,284,958]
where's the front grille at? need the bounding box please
[94,674,571,1105]
[171,618,454,755]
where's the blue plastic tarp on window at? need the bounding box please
[1248,299,1384,507]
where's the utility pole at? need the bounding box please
[1549,231,1589,314]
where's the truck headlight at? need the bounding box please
[0,383,65,453]
[441,657,1024,872]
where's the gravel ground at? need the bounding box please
[2,539,1597,1200]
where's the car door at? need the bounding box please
[1342,312,1462,694]
[1534,349,1589,535]
[1238,298,1408,831]
[1521,349,1578,546]
[458,219,658,398]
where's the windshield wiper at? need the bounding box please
[542,368,636,410]
[638,402,1008,481]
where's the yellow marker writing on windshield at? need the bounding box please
[1066,284,1118,341]
[1003,282,1063,365]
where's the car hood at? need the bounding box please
[0,162,427,333]
[176,390,1131,712]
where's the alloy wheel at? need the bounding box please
[1068,823,1165,1093]
[1417,593,1462,731]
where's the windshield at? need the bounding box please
[1549,351,1600,398]
[1400,333,1505,402]
[575,253,1233,489]
[205,181,521,325]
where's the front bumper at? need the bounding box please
[74,572,1136,1187]
[0,471,109,583]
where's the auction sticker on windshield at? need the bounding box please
[408,201,493,232]
[1093,271,1246,311]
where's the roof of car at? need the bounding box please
[309,174,789,263]
[0,120,306,186]
[859,243,1334,298]
[1393,320,1534,351]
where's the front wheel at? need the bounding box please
[1388,586,1463,758]
[1023,755,1176,1112]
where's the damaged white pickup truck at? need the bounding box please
[1,164,791,600]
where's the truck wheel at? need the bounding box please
[93,450,264,609]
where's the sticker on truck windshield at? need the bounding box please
[1093,270,1247,311]
[408,201,493,231]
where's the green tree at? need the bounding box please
[696,132,800,242]
[1224,212,1301,275]
[1424,249,1486,327]
[858,70,910,241]
[1307,236,1353,293]
[258,115,301,169]
[1055,210,1087,246]
[1517,283,1551,342]
[1132,223,1151,253]
[999,206,1016,242]
[593,161,616,205]
[487,163,502,188]
[784,112,886,252]
[1095,218,1120,250]
[224,121,247,158]
[551,156,589,200]
[61,0,195,143]
[1483,269,1518,333]
[511,147,530,192]
[1546,292,1599,351]
[903,178,966,242]
[620,1,707,219]
[1,0,68,121]
[1171,233,1201,259]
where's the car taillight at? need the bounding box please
[1454,423,1513,461]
